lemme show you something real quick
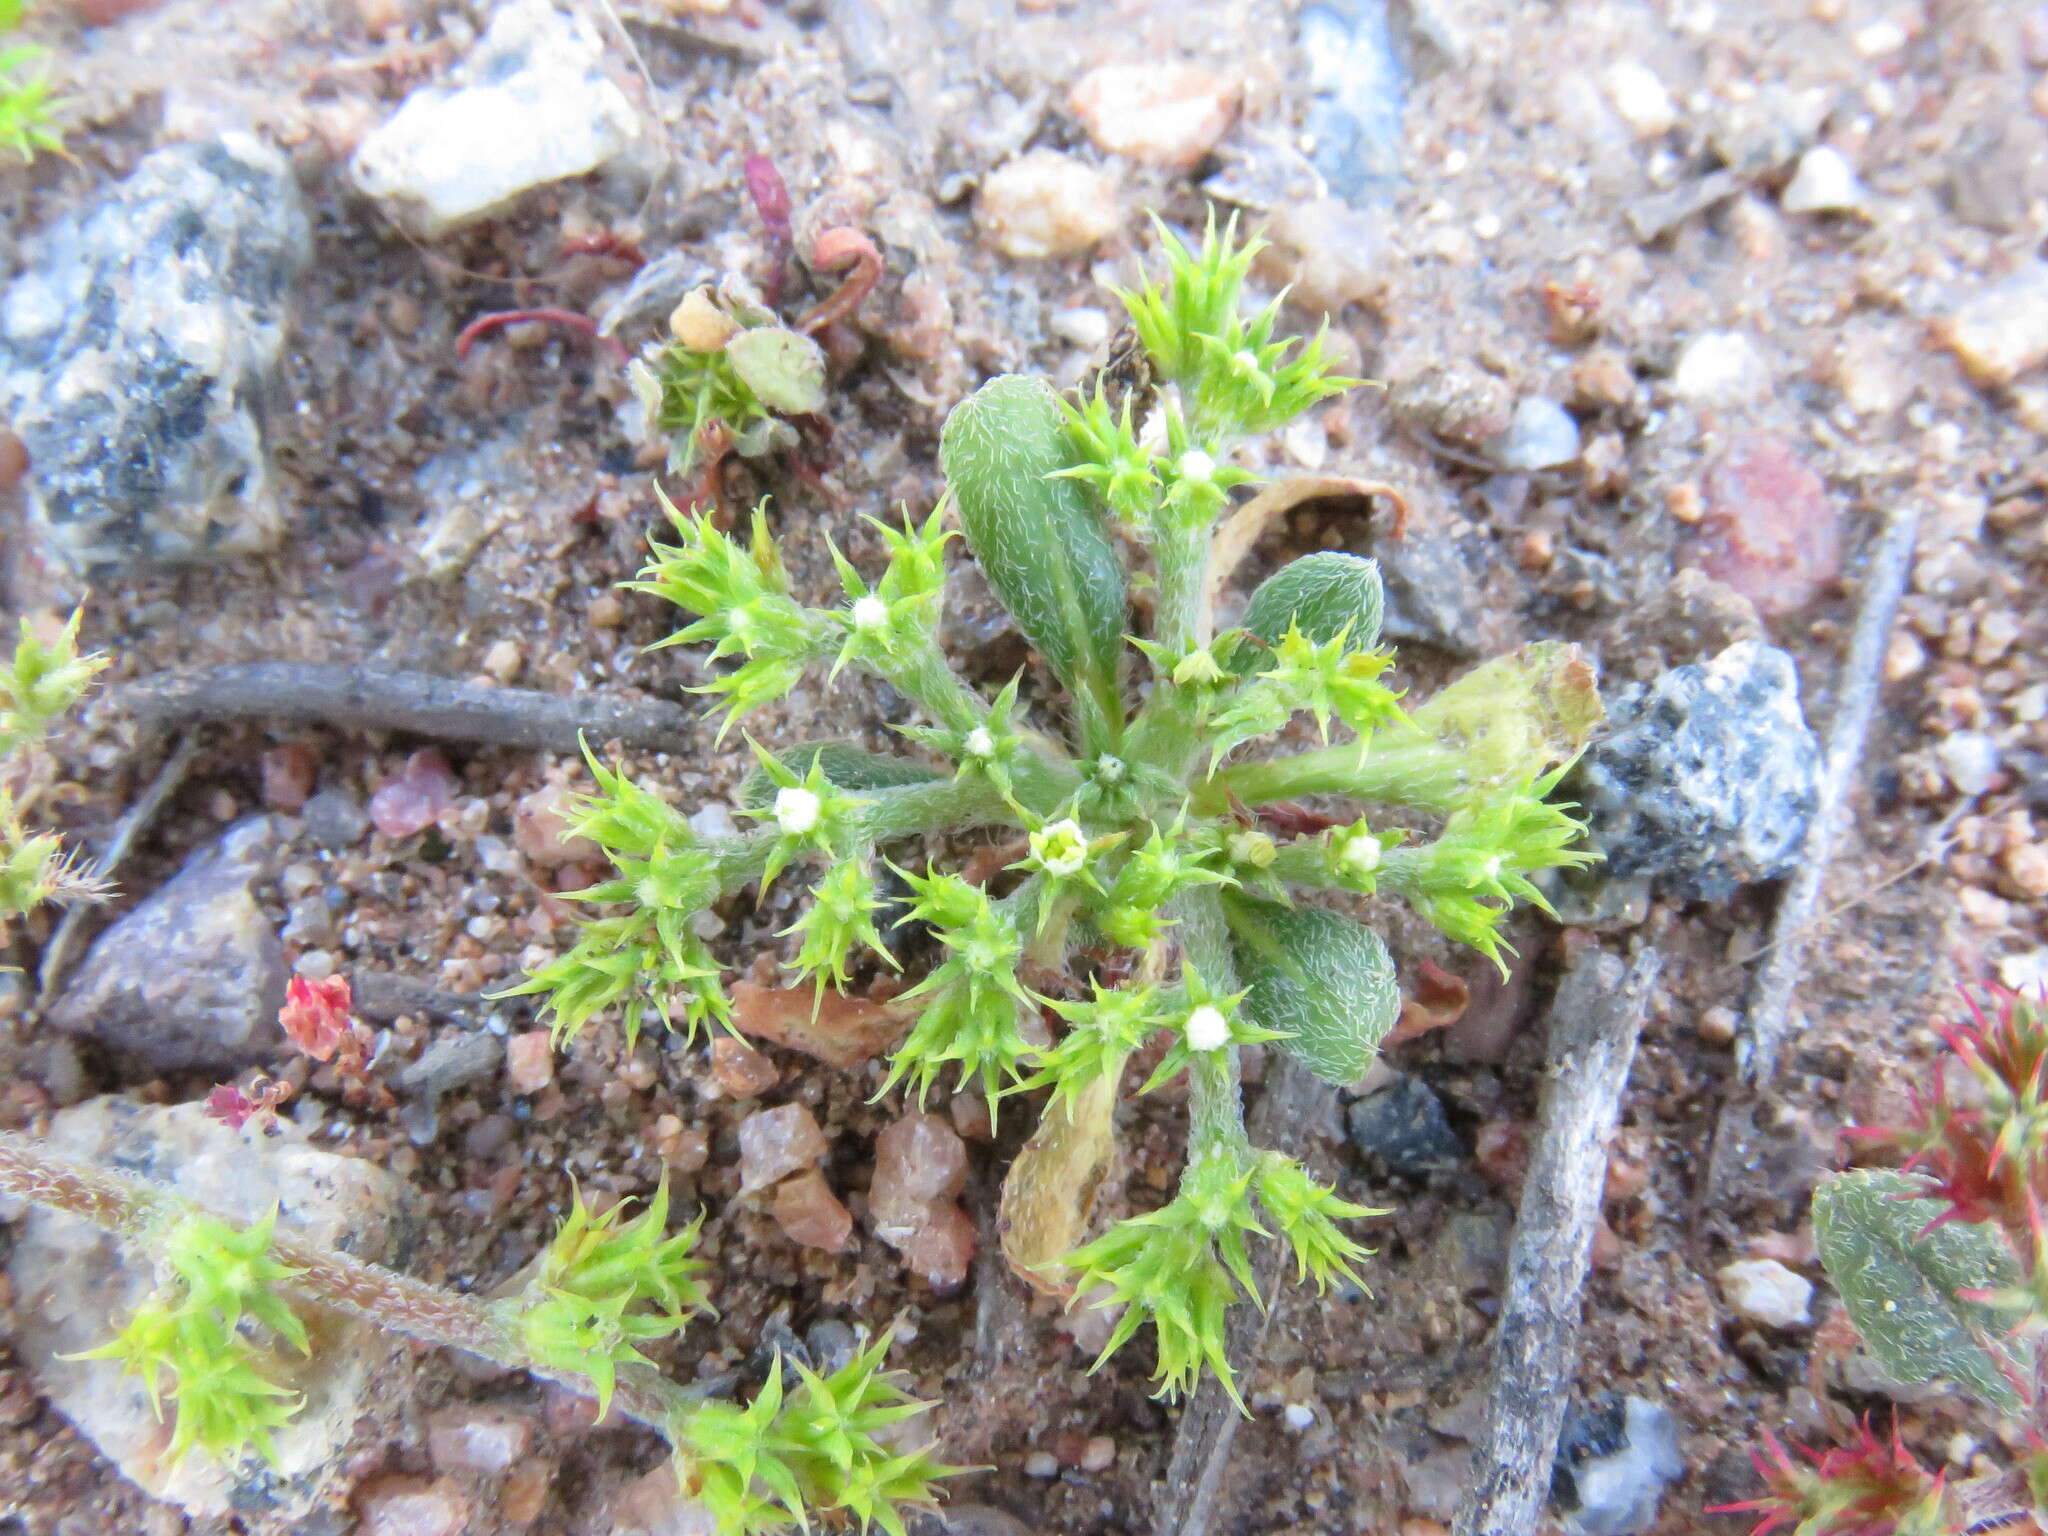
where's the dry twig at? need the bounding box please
[1452,947,1663,1536]
[118,663,701,756]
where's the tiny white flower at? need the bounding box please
[1031,818,1088,879]
[773,785,821,836]
[1185,1004,1231,1052]
[1232,349,1262,376]
[850,594,889,629]
[1337,832,1382,874]
[964,726,996,759]
[1226,828,1277,869]
[1177,449,1216,483]
[1093,754,1127,784]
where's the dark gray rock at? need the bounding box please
[1552,1396,1685,1536]
[907,1505,1035,1536]
[1346,1074,1463,1179]
[1570,639,1821,901]
[0,133,310,573]
[1375,532,1486,658]
[47,817,286,1071]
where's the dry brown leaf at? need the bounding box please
[997,1074,1119,1298]
[1206,475,1409,608]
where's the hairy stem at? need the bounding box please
[1194,736,1469,814]
[1154,522,1213,659]
[864,637,992,738]
[0,1129,693,1434]
[1172,888,1247,1152]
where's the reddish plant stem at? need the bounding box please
[558,232,647,269]
[743,152,794,307]
[454,307,630,364]
[798,227,883,336]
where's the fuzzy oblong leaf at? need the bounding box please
[1811,1168,2029,1414]
[999,1073,1119,1297]
[736,742,943,809]
[1225,897,1399,1085]
[940,375,1127,745]
[1243,552,1385,653]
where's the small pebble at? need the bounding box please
[1780,145,1865,214]
[1718,1257,1814,1328]
[587,592,625,628]
[1486,397,1581,470]
[505,1031,555,1094]
[1936,732,2002,795]
[976,151,1121,259]
[303,787,371,849]
[369,749,458,839]
[1936,261,2048,387]
[1050,306,1111,348]
[354,1475,470,1536]
[426,1407,533,1475]
[1080,1434,1117,1472]
[772,1170,854,1252]
[1068,61,1239,170]
[481,638,523,683]
[1023,1451,1060,1479]
[1602,60,1677,137]
[710,1036,779,1098]
[259,742,318,812]
[1690,434,1841,617]
[1670,332,1772,406]
[737,1103,829,1193]
[688,803,737,840]
[514,784,599,868]
[1282,1403,1316,1431]
[1696,1007,1738,1046]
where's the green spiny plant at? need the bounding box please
[0,608,108,940]
[0,0,62,164]
[509,212,1605,1407]
[1713,983,2048,1535]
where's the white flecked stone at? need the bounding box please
[1718,1257,1814,1328]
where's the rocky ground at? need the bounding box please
[0,0,2045,1533]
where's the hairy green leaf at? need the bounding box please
[940,375,1127,750]
[1223,897,1399,1085]
[1812,1169,2029,1414]
[1242,552,1384,653]
[724,327,827,415]
[737,742,942,810]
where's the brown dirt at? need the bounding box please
[1,0,2043,1533]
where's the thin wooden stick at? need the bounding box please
[117,663,701,756]
[1736,500,1922,1088]
[1452,947,1662,1536]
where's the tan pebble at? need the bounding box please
[1080,1434,1117,1472]
[505,1031,555,1094]
[1666,483,1703,525]
[1935,261,2048,387]
[587,592,625,629]
[0,430,26,492]
[1068,61,1239,170]
[1567,349,1636,411]
[2002,842,2048,898]
[481,638,523,684]
[710,1036,779,1098]
[772,1170,854,1252]
[976,150,1121,259]
[426,1406,533,1474]
[1696,1006,1738,1046]
[498,1459,551,1524]
[354,1475,469,1536]
[1882,629,1927,683]
[949,1093,994,1141]
[736,1103,828,1193]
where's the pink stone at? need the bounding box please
[900,1200,976,1290]
[869,1113,969,1235]
[737,1103,828,1193]
[772,1170,854,1251]
[607,1466,719,1536]
[506,1031,554,1094]
[369,749,458,838]
[1687,435,1842,617]
[426,1405,533,1474]
[1068,62,1239,170]
[259,742,317,811]
[354,1474,470,1536]
[513,783,601,868]
[710,1036,779,1098]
